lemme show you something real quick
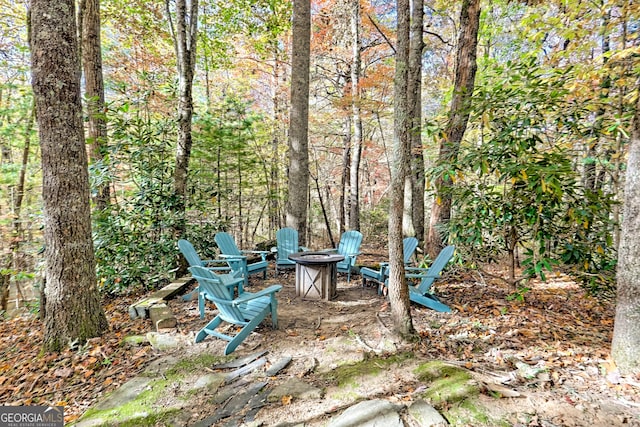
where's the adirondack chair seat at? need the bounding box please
[361,237,418,291]
[190,266,282,355]
[215,232,270,286]
[360,264,387,288]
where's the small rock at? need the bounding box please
[327,399,405,427]
[407,400,448,426]
[268,378,323,402]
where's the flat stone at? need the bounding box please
[327,399,405,427]
[94,377,153,410]
[149,304,177,330]
[264,356,292,376]
[191,373,225,393]
[267,378,323,402]
[407,400,449,426]
[129,278,193,319]
[146,332,180,350]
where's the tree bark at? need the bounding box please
[348,0,362,231]
[287,0,311,245]
[408,0,425,246]
[167,0,198,239]
[81,0,110,211]
[611,84,640,375]
[30,0,108,351]
[425,0,480,259]
[388,0,415,339]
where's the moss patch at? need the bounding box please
[414,361,479,405]
[323,352,413,388]
[413,361,510,426]
[74,353,227,426]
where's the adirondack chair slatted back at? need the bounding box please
[337,230,363,260]
[415,245,455,294]
[215,232,242,257]
[276,227,299,260]
[335,230,363,283]
[189,266,247,324]
[402,237,419,264]
[178,239,205,267]
[214,231,269,285]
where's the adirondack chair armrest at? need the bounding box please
[343,252,360,265]
[234,285,283,304]
[219,254,247,260]
[218,274,245,288]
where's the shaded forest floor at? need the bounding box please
[1,245,639,426]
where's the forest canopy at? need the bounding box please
[0,0,638,304]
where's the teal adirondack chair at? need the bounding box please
[329,230,363,283]
[178,239,232,273]
[272,227,308,274]
[189,266,282,355]
[178,239,243,318]
[214,232,269,286]
[405,245,455,313]
[360,237,419,291]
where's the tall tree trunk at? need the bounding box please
[30,0,108,351]
[388,0,415,340]
[270,46,282,233]
[348,0,362,231]
[167,0,198,239]
[425,0,480,259]
[81,0,110,211]
[611,83,640,375]
[287,0,311,246]
[408,0,425,246]
[340,114,351,236]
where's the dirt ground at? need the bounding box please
[160,255,640,427]
[2,247,640,426]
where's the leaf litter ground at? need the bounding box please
[0,246,639,426]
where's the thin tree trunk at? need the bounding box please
[270,47,281,233]
[408,0,425,246]
[82,0,110,210]
[611,82,640,375]
[348,0,362,231]
[339,114,351,235]
[425,0,480,259]
[167,0,198,239]
[388,0,415,340]
[287,0,311,246]
[30,0,108,351]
